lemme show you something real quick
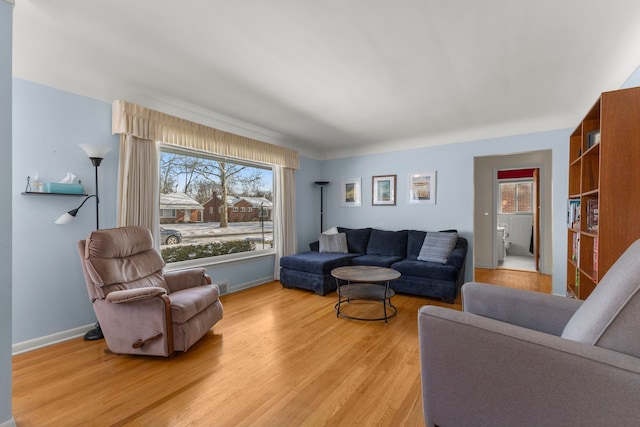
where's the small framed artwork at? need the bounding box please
[372,175,397,206]
[409,171,436,205]
[341,178,362,207]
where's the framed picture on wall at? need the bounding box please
[372,175,397,206]
[341,178,362,207]
[409,171,436,205]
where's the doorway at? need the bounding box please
[473,150,552,277]
[495,168,539,272]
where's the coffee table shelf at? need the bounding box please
[331,266,400,323]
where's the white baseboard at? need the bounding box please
[12,324,95,355]
[12,278,274,355]
[228,276,274,293]
[0,418,17,427]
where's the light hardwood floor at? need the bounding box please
[12,270,549,426]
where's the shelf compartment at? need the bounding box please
[568,162,581,197]
[580,144,600,193]
[569,129,582,163]
[579,233,598,283]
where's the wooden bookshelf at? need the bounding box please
[566,86,640,299]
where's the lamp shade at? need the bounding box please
[54,212,75,225]
[79,144,112,159]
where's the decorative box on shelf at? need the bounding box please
[44,183,85,194]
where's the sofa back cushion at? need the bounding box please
[82,226,169,299]
[561,239,640,358]
[407,230,427,259]
[337,227,371,254]
[366,229,408,257]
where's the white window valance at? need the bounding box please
[112,100,299,169]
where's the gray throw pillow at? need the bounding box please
[319,233,349,253]
[417,232,458,264]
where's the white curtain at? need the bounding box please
[116,134,160,248]
[273,165,297,279]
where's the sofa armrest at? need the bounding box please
[164,268,211,292]
[418,306,640,427]
[462,282,582,335]
[105,287,167,304]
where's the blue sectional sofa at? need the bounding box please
[279,227,468,303]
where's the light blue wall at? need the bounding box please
[303,130,570,295]
[1,1,13,424]
[295,156,323,251]
[12,79,119,343]
[11,79,284,345]
[622,65,640,88]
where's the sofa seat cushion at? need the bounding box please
[169,285,220,324]
[280,251,358,274]
[391,260,458,282]
[351,255,404,268]
[366,229,408,257]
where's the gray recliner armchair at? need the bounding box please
[418,239,640,426]
[78,226,223,357]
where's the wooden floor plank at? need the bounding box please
[12,269,549,426]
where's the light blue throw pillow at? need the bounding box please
[417,232,458,264]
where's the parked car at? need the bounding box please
[160,227,182,245]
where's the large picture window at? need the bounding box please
[499,181,532,214]
[159,145,274,264]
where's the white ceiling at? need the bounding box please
[12,1,640,159]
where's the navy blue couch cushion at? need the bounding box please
[337,227,371,254]
[366,229,407,257]
[351,254,405,267]
[391,259,458,282]
[406,230,427,259]
[280,251,358,275]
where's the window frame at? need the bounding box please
[498,179,533,215]
[159,143,276,268]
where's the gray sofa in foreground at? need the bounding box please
[418,239,640,426]
[279,227,468,303]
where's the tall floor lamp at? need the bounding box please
[55,143,112,340]
[314,181,330,234]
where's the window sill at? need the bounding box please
[164,249,275,272]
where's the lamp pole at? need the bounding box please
[314,181,330,233]
[91,159,101,230]
[78,144,111,342]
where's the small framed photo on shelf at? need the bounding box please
[341,178,362,207]
[372,175,396,206]
[409,171,436,205]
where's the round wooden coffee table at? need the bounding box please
[331,266,401,323]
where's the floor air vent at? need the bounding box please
[216,281,229,295]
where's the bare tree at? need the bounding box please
[198,161,263,227]
[160,153,180,194]
[160,152,268,228]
